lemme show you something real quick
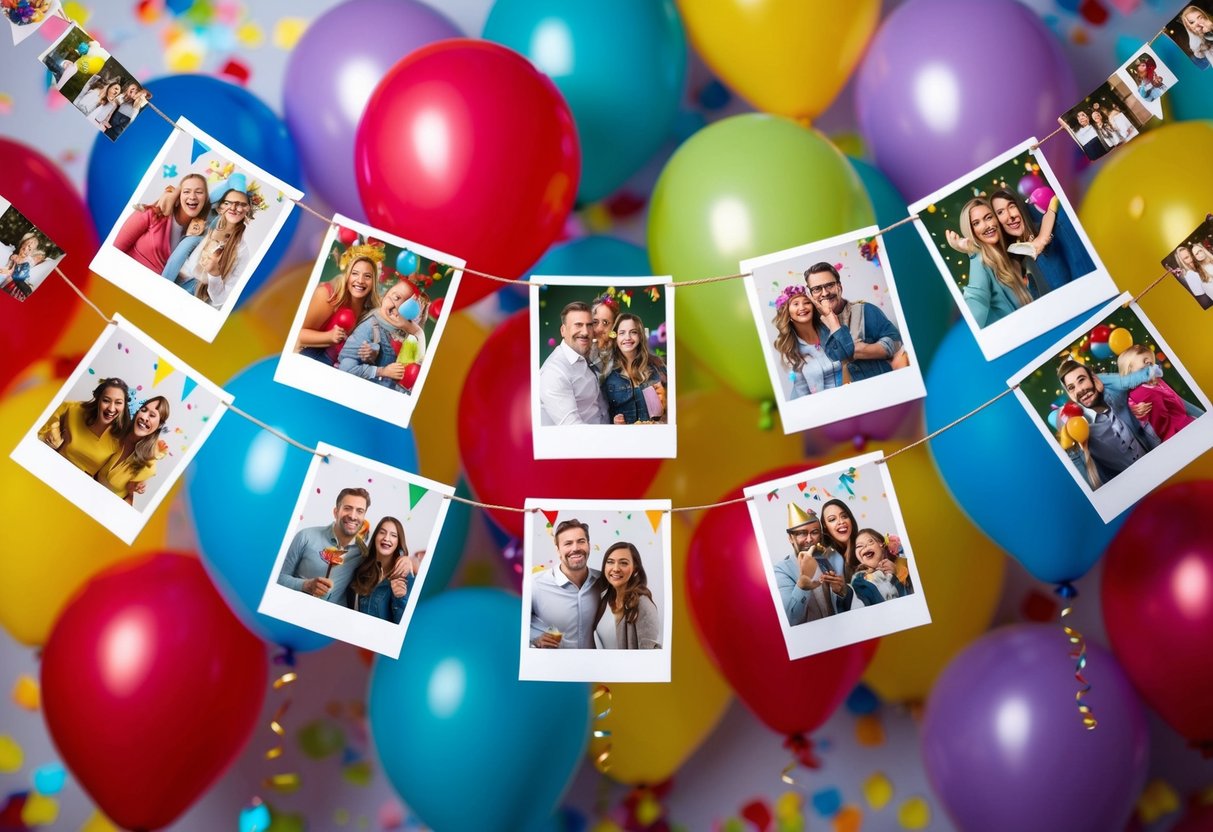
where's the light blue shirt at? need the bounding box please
[276,523,365,604]
[530,565,602,648]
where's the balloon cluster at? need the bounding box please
[2,0,50,26]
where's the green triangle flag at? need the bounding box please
[408,483,428,510]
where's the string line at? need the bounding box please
[1030,124,1067,151]
[878,386,1019,465]
[53,267,113,323]
[1128,271,1172,306]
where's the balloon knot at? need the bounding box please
[1054,581,1078,600]
[782,733,821,769]
[273,646,297,667]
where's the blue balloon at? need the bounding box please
[396,249,419,276]
[369,589,587,832]
[416,478,473,602]
[85,75,301,306]
[849,157,954,370]
[1090,341,1114,360]
[186,357,418,651]
[483,0,687,204]
[926,321,1124,584]
[532,234,651,277]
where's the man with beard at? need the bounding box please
[277,487,370,603]
[772,503,855,625]
[538,301,608,425]
[805,262,902,382]
[530,518,601,648]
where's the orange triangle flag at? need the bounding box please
[645,510,663,533]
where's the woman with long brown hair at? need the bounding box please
[297,245,383,365]
[347,516,415,623]
[181,186,254,308]
[592,541,660,649]
[601,313,667,423]
[96,396,170,504]
[37,377,130,476]
[771,283,842,398]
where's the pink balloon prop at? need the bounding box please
[332,307,356,331]
[1028,186,1056,213]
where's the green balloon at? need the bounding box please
[648,114,874,402]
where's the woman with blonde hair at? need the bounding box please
[298,244,383,365]
[1190,242,1213,285]
[181,186,254,308]
[1180,4,1213,66]
[948,197,1034,327]
[601,312,667,423]
[771,283,842,399]
[96,396,170,504]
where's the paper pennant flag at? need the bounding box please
[180,376,197,401]
[407,483,427,510]
[645,510,663,533]
[152,356,176,388]
[541,509,560,527]
[190,138,211,163]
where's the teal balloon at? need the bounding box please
[849,157,953,370]
[533,234,651,276]
[649,114,873,401]
[369,589,588,832]
[483,0,687,203]
[396,249,419,275]
[416,478,473,601]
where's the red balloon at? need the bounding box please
[1090,324,1112,343]
[457,312,660,537]
[402,361,422,390]
[1102,482,1213,747]
[1060,402,1084,419]
[41,553,267,831]
[355,40,580,308]
[0,138,98,391]
[336,226,359,246]
[332,307,356,331]
[428,296,445,320]
[687,465,879,738]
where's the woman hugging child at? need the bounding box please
[849,528,912,606]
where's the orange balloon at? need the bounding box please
[240,260,315,349]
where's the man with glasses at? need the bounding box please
[804,262,902,383]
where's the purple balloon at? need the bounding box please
[922,624,1149,832]
[854,0,1077,201]
[819,400,918,446]
[283,0,460,218]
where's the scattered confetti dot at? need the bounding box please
[0,736,23,773]
[236,21,264,47]
[833,805,863,832]
[1136,779,1180,825]
[239,801,270,832]
[165,33,206,72]
[845,683,880,715]
[377,798,404,830]
[81,809,119,832]
[11,675,39,711]
[62,1,91,24]
[272,17,308,50]
[811,787,842,818]
[31,763,66,796]
[342,760,373,787]
[863,772,893,810]
[855,713,885,746]
[20,791,58,826]
[897,797,930,829]
[334,807,351,826]
[740,799,772,830]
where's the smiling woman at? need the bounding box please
[37,377,131,476]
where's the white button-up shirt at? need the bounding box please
[539,341,608,425]
[530,565,602,648]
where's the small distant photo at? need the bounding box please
[1163,2,1213,69]
[1163,215,1213,310]
[1113,45,1178,121]
[274,214,464,430]
[9,315,231,544]
[0,194,65,302]
[741,227,925,434]
[6,0,59,44]
[529,276,676,459]
[520,498,672,682]
[1009,294,1213,522]
[258,443,454,657]
[38,24,148,141]
[744,453,930,660]
[1058,50,1169,163]
[91,117,302,342]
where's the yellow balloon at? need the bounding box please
[1108,327,1133,356]
[1058,427,1075,451]
[588,532,732,785]
[76,54,104,75]
[0,383,169,646]
[1066,417,1090,445]
[675,0,880,121]
[240,261,314,349]
[861,445,1004,703]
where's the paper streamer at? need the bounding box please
[1057,582,1097,731]
[591,684,612,773]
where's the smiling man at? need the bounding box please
[277,487,371,602]
[530,518,601,649]
[538,300,608,425]
[804,262,902,383]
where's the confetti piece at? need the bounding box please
[635,793,662,826]
[855,714,885,746]
[297,718,344,759]
[863,773,893,810]
[20,791,58,826]
[165,35,205,72]
[265,803,306,832]
[721,820,746,832]
[335,807,351,826]
[220,57,251,85]
[81,809,119,832]
[0,737,23,773]
[11,675,38,711]
[1136,779,1180,825]
[342,761,373,787]
[591,821,624,832]
[236,20,264,47]
[62,1,91,24]
[832,805,862,832]
[845,683,879,715]
[239,801,270,832]
[272,17,308,50]
[31,763,66,796]
[896,797,930,829]
[135,0,162,25]
[377,799,405,830]
[740,799,771,830]
[811,787,842,818]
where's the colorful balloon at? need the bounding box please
[819,401,919,447]
[1065,415,1089,444]
[676,0,879,121]
[369,589,587,831]
[1107,327,1133,356]
[400,362,421,390]
[396,249,419,276]
[649,114,873,401]
[42,553,267,831]
[922,625,1148,832]
[410,311,488,484]
[532,234,651,277]
[356,40,580,308]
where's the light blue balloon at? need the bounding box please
[483,0,687,203]
[369,589,588,832]
[532,234,652,277]
[849,157,955,370]
[400,297,421,322]
[926,321,1124,584]
[396,249,419,275]
[186,358,418,652]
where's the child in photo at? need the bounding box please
[338,279,427,392]
[1131,53,1168,102]
[0,232,48,300]
[849,528,912,606]
[1118,345,1198,441]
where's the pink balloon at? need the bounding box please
[1028,186,1056,213]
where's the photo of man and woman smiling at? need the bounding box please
[258,444,453,657]
[530,276,675,459]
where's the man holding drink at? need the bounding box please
[530,518,601,648]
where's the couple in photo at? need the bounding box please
[530,518,660,650]
[37,377,169,504]
[276,487,421,624]
[539,297,667,425]
[72,75,150,140]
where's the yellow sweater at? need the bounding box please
[95,451,157,500]
[37,401,121,476]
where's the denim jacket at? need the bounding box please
[601,365,665,424]
[815,300,901,383]
[347,575,413,624]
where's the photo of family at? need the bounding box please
[744,453,930,660]
[38,23,149,142]
[1164,2,1213,68]
[1010,294,1213,522]
[910,139,1116,359]
[741,228,925,434]
[520,499,672,682]
[258,443,453,657]
[529,276,676,459]
[6,0,58,44]
[274,214,464,429]
[9,315,231,544]
[1164,215,1213,309]
[90,117,302,342]
[0,193,64,302]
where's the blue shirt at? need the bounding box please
[530,565,602,648]
[815,300,901,382]
[276,523,365,603]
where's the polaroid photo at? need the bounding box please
[1163,1,1213,68]
[0,193,65,302]
[257,443,454,657]
[1009,293,1213,522]
[38,24,149,142]
[1058,53,1170,163]
[529,276,676,459]
[9,314,231,544]
[274,214,465,429]
[1163,214,1213,310]
[740,227,926,434]
[909,138,1118,360]
[744,452,930,660]
[6,0,59,44]
[91,117,303,342]
[520,498,673,682]
[1112,44,1178,121]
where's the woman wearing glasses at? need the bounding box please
[164,176,256,308]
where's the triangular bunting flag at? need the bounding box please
[152,357,176,388]
[645,510,663,533]
[190,138,211,163]
[407,483,427,510]
[541,509,560,527]
[180,376,197,401]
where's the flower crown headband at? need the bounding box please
[774,283,808,310]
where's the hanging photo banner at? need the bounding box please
[909,138,1117,360]
[6,0,59,44]
[10,314,232,544]
[1162,214,1213,310]
[740,226,925,434]
[743,452,930,660]
[274,213,465,429]
[0,191,65,302]
[258,443,454,658]
[520,498,673,683]
[37,22,149,142]
[1008,293,1213,523]
[529,275,676,459]
[1162,2,1213,68]
[90,117,303,343]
